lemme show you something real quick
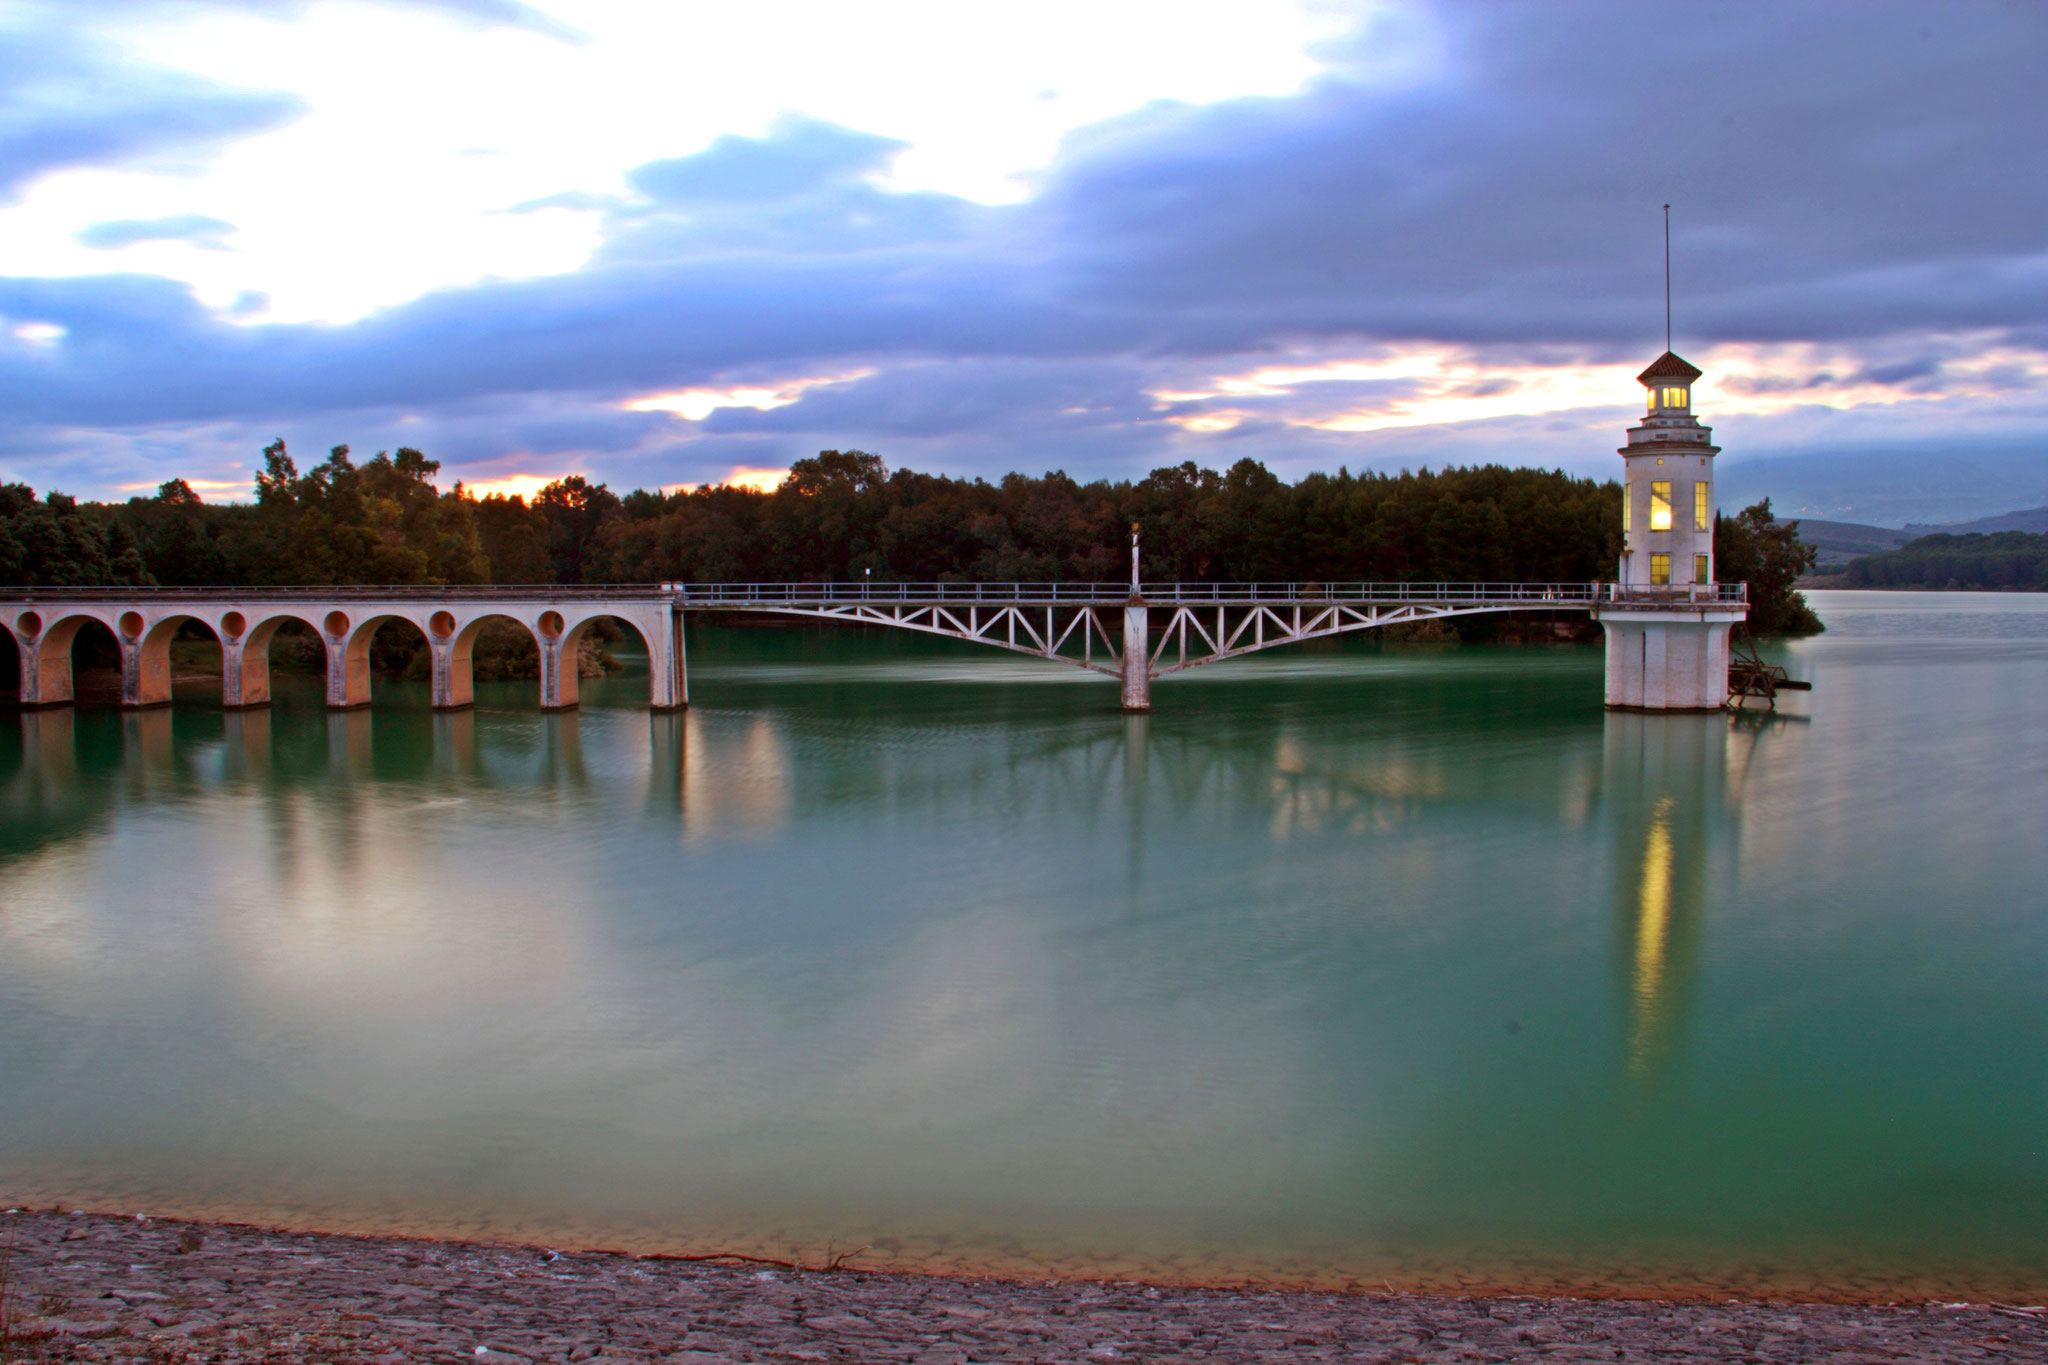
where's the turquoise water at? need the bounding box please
[1,591,2044,1297]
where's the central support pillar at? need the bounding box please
[323,610,372,710]
[1120,522,1150,712]
[1593,607,1740,711]
[221,614,276,709]
[1121,601,1150,711]
[427,610,471,711]
[653,606,688,712]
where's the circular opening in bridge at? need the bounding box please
[430,610,455,640]
[119,611,144,639]
[324,610,350,638]
[537,610,564,640]
[221,611,246,640]
[17,611,41,638]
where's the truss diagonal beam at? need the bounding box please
[740,603,1124,677]
[694,593,1592,686]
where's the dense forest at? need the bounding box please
[1,442,1821,635]
[1843,530,2048,590]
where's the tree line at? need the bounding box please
[1,443,1821,633]
[1841,531,2048,590]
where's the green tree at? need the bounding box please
[0,484,154,587]
[1844,531,2048,589]
[535,476,622,583]
[1716,498,1823,634]
[472,492,553,583]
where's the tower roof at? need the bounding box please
[1637,350,1702,385]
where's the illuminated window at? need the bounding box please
[1650,480,1672,530]
[1660,386,1688,408]
[1650,553,1671,585]
[1623,495,1631,533]
[1694,482,1709,531]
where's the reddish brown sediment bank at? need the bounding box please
[1,1212,2043,1363]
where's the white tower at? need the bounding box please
[1593,350,1747,709]
[1620,351,1717,590]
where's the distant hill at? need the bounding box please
[1903,506,2048,536]
[1841,531,2048,590]
[1772,507,2048,570]
[1771,516,1914,567]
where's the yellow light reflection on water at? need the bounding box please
[1628,795,1676,1079]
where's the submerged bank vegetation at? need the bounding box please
[2,444,1822,643]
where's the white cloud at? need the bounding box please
[673,466,790,495]
[622,370,874,421]
[0,0,1366,324]
[1149,338,2048,439]
[9,320,66,346]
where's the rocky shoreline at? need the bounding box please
[1,1211,2043,1363]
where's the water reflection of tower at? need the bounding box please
[1603,712,1732,1083]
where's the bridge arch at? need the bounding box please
[131,613,224,707]
[546,610,651,711]
[330,611,443,710]
[444,612,542,710]
[227,611,328,708]
[7,609,120,706]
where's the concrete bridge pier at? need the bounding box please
[11,611,75,707]
[222,614,278,708]
[322,610,373,710]
[427,612,472,711]
[1121,602,1150,712]
[538,612,577,711]
[117,613,170,708]
[1596,609,1740,711]
[1119,526,1151,712]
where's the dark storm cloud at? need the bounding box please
[4,0,2047,499]
[1037,0,2048,350]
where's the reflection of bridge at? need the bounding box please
[1,577,1744,713]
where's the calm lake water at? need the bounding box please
[2,590,2044,1298]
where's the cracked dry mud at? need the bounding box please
[1,1212,2042,1363]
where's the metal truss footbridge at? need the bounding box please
[671,578,1741,708]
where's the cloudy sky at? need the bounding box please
[1,0,2044,520]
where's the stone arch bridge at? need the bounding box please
[0,579,1743,713]
[0,588,683,712]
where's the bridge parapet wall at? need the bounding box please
[0,590,683,712]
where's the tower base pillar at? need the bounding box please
[1593,606,1742,711]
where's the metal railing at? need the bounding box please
[0,584,674,599]
[669,581,1612,606]
[1595,582,1748,606]
[1,580,1748,607]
